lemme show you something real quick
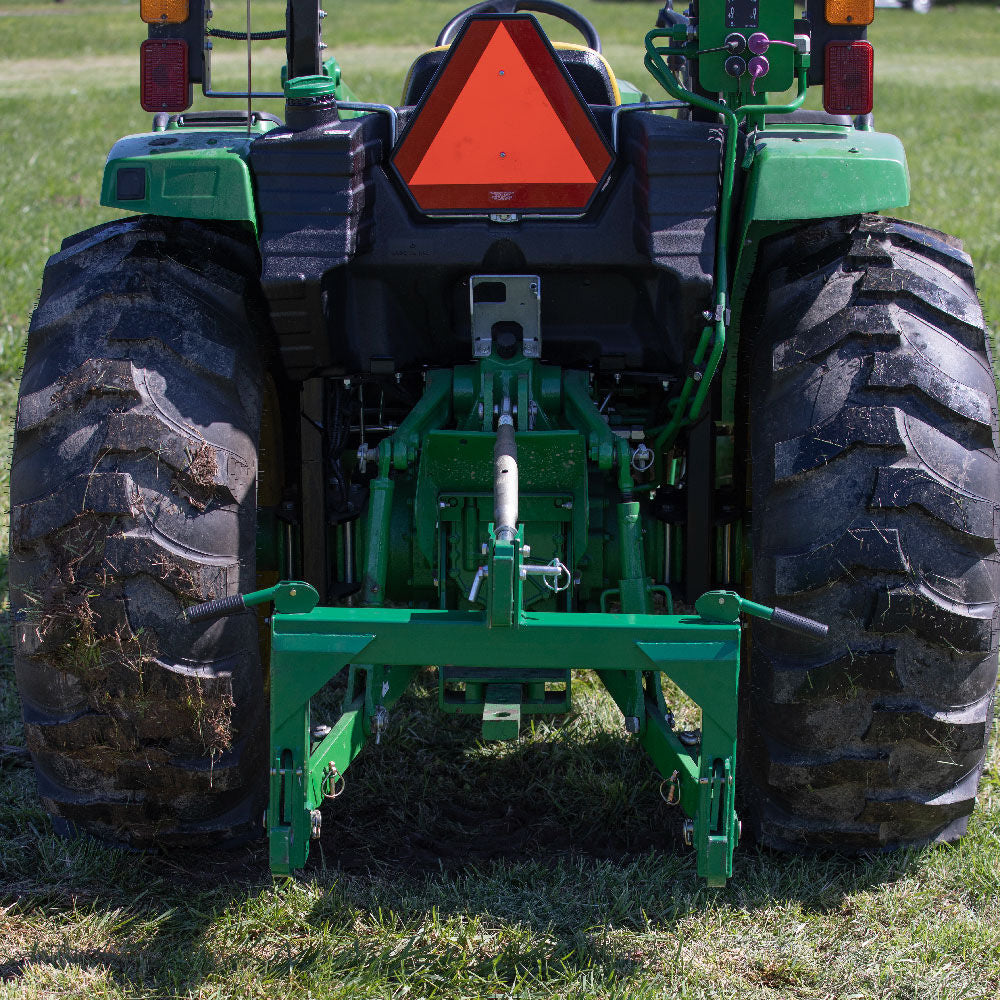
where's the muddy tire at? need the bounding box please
[743,215,1000,850]
[10,217,269,846]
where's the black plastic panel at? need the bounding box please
[249,110,722,381]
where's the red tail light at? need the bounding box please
[823,40,874,116]
[140,38,191,113]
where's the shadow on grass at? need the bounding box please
[0,676,934,994]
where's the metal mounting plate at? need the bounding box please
[470,275,542,359]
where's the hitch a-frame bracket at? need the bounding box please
[259,580,742,886]
[178,359,827,888]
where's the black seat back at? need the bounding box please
[401,44,617,107]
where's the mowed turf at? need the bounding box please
[1,2,999,998]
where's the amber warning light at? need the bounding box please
[140,0,189,24]
[392,16,614,214]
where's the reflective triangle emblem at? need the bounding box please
[392,15,614,213]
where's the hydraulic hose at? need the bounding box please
[642,29,742,486]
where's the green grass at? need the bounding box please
[2,2,1000,997]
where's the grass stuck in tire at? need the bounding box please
[1,1,999,998]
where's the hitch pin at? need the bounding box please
[521,558,571,593]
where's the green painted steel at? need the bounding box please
[267,601,741,885]
[698,0,795,94]
[482,683,522,740]
[742,126,910,222]
[643,26,741,470]
[264,355,744,886]
[100,128,267,228]
[718,127,908,422]
[439,665,572,717]
[255,580,320,614]
[642,23,909,454]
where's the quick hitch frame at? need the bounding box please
[188,360,826,888]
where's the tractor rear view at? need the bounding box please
[10,0,997,886]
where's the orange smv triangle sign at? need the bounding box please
[409,24,595,186]
[393,15,613,213]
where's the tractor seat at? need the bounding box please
[401,42,621,107]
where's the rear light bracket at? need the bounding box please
[803,0,867,86]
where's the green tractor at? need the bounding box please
[10,0,997,887]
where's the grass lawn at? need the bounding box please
[1,2,999,997]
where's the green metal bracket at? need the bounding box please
[488,529,521,629]
[439,666,572,718]
[265,599,743,882]
[245,359,834,887]
[482,683,522,741]
[256,581,319,614]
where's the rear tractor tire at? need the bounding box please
[10,217,270,846]
[744,215,999,850]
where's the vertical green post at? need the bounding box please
[361,444,394,606]
[617,499,652,614]
[268,701,312,874]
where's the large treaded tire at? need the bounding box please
[744,215,1000,850]
[10,217,269,846]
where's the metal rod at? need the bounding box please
[343,519,355,585]
[246,0,252,135]
[494,399,518,543]
[204,88,284,98]
[284,521,294,578]
[334,102,399,146]
[610,100,688,151]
